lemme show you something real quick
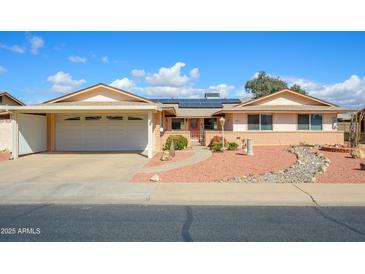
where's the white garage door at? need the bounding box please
[56,114,148,151]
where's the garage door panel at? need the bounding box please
[56,114,148,151]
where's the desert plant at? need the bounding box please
[169,138,176,157]
[211,143,223,152]
[164,135,188,150]
[227,142,239,150]
[209,135,228,148]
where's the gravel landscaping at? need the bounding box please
[316,150,365,183]
[224,146,330,183]
[131,146,296,182]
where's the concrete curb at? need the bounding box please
[1,182,365,206]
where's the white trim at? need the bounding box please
[237,89,337,107]
[1,105,160,111]
[11,113,18,159]
[45,84,154,104]
[147,111,153,159]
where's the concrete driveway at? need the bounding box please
[0,152,149,184]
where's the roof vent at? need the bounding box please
[204,92,220,99]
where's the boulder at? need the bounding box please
[160,151,172,161]
[150,174,161,182]
[360,163,365,170]
[351,149,365,159]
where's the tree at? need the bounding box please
[289,84,306,95]
[244,71,306,98]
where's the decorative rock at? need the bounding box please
[150,174,161,182]
[160,150,172,161]
[351,149,365,159]
[224,146,331,184]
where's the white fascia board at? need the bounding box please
[1,105,161,111]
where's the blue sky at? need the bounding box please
[0,31,365,108]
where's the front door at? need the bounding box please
[189,118,200,140]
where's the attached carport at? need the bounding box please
[5,103,161,159]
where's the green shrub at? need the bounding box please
[227,142,239,150]
[164,135,188,150]
[211,143,223,152]
[209,135,228,148]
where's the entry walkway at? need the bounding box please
[141,145,212,173]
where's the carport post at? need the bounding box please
[10,112,19,160]
[147,111,153,159]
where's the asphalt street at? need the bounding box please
[0,204,365,241]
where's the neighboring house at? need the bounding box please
[0,92,25,152]
[0,84,351,159]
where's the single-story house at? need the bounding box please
[0,92,25,152]
[0,83,352,159]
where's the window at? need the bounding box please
[298,114,310,130]
[172,118,185,130]
[0,96,2,104]
[248,114,273,130]
[310,114,322,130]
[85,116,102,121]
[248,114,260,130]
[261,114,273,130]
[297,114,322,130]
[65,116,81,121]
[107,116,123,120]
[204,118,217,130]
[128,116,143,121]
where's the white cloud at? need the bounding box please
[284,75,365,109]
[0,66,6,73]
[28,35,44,54]
[131,69,146,78]
[189,68,200,79]
[101,56,109,63]
[47,71,86,93]
[146,62,191,87]
[69,55,87,64]
[0,43,26,53]
[110,77,135,90]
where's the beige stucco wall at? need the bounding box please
[323,113,336,131]
[232,113,247,131]
[0,119,12,151]
[273,113,297,131]
[223,113,234,131]
[152,112,161,152]
[204,130,344,146]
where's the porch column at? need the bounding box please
[11,112,19,160]
[47,114,56,152]
[147,111,153,159]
